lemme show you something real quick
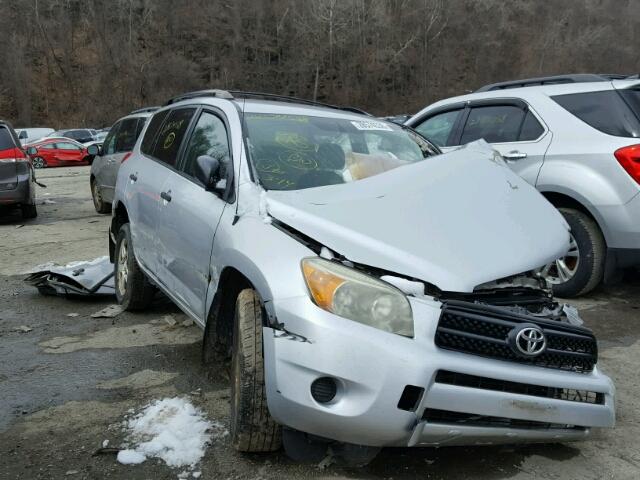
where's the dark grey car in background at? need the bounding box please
[89,108,157,213]
[0,120,37,219]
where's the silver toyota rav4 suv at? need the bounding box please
[110,90,614,464]
[407,74,640,297]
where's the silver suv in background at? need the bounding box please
[108,89,614,464]
[88,108,157,213]
[407,74,640,297]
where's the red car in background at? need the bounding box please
[26,138,93,168]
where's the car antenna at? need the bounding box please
[232,97,246,225]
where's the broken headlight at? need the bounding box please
[301,257,413,337]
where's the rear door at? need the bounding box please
[127,107,196,281]
[93,121,121,200]
[102,117,140,201]
[456,100,551,185]
[155,108,232,320]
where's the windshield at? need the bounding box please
[244,113,439,190]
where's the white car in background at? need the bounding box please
[15,127,54,146]
[407,74,640,297]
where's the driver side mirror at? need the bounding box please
[87,144,102,156]
[194,155,223,192]
[27,146,38,156]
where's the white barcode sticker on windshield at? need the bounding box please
[350,120,393,131]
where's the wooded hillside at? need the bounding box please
[1,0,638,128]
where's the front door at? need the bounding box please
[457,102,551,185]
[155,109,232,320]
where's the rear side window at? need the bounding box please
[413,109,460,147]
[461,105,525,144]
[552,90,640,138]
[150,108,196,166]
[0,127,15,150]
[140,110,170,156]
[519,111,545,141]
[115,118,140,153]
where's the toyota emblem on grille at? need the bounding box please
[509,325,547,357]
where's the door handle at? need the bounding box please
[160,191,172,202]
[503,150,527,160]
[129,173,138,182]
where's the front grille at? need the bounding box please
[435,370,604,405]
[435,301,597,373]
[422,408,586,431]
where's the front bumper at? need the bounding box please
[263,296,615,447]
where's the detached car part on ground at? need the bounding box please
[108,91,615,464]
[407,74,640,297]
[0,120,37,219]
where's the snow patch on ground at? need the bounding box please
[117,397,227,471]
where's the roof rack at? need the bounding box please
[129,106,160,114]
[165,89,370,116]
[475,74,635,92]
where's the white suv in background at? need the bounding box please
[407,74,640,297]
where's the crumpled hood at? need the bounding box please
[266,142,569,292]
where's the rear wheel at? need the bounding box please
[230,289,281,452]
[91,178,110,214]
[541,208,605,297]
[32,157,46,169]
[114,223,155,311]
[21,203,37,219]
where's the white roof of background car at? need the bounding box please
[413,79,640,118]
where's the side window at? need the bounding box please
[150,108,196,167]
[552,90,640,138]
[181,111,231,182]
[103,122,120,155]
[519,111,544,141]
[41,143,56,150]
[114,118,139,153]
[140,109,169,157]
[460,105,525,144]
[413,109,461,147]
[57,142,81,150]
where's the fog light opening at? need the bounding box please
[311,377,337,403]
[397,385,425,412]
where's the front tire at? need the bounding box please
[91,178,110,214]
[542,208,605,297]
[230,289,281,452]
[114,224,155,311]
[32,157,46,169]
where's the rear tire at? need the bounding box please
[21,204,37,219]
[546,208,605,297]
[230,289,281,452]
[114,223,155,311]
[91,178,110,214]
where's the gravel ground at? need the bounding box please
[0,166,639,479]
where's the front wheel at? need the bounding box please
[540,208,605,297]
[230,289,281,452]
[114,224,155,311]
[32,157,46,169]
